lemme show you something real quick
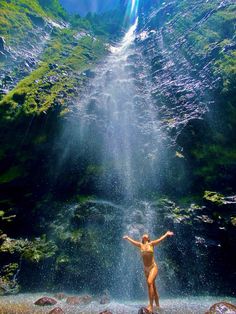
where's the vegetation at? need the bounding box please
[0,25,106,120]
[203,191,225,205]
[0,0,235,297]
[0,0,67,46]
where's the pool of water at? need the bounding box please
[0,294,236,314]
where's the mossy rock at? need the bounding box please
[203,191,225,205]
[231,216,236,226]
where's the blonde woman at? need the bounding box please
[123,231,174,313]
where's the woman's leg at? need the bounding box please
[153,282,160,308]
[146,265,158,312]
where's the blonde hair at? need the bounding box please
[141,234,150,244]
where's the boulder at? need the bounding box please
[48,308,64,314]
[205,301,236,314]
[66,295,92,305]
[34,297,57,306]
[66,296,81,305]
[53,293,67,300]
[138,308,152,314]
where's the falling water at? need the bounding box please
[71,16,167,201]
[56,0,175,300]
[60,15,171,299]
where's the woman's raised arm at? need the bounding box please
[123,235,141,248]
[150,231,174,246]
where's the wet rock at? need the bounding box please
[67,87,76,94]
[0,51,7,60]
[84,69,96,78]
[48,308,64,314]
[0,37,6,51]
[203,191,236,210]
[138,307,151,314]
[176,118,208,149]
[0,233,7,243]
[34,297,57,306]
[205,301,236,313]
[223,43,236,53]
[0,37,9,59]
[0,262,20,295]
[0,277,20,296]
[49,63,59,70]
[27,13,45,27]
[61,51,69,57]
[66,296,81,305]
[2,75,13,87]
[74,31,89,40]
[66,295,92,305]
[196,215,214,224]
[24,57,36,68]
[53,293,67,300]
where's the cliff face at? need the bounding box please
[0,0,120,294]
[0,0,235,297]
[137,0,236,193]
[0,1,112,209]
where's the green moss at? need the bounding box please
[164,1,236,68]
[76,195,94,203]
[0,27,107,120]
[0,263,19,281]
[231,217,236,226]
[22,237,57,262]
[56,254,70,266]
[0,0,67,46]
[0,166,23,183]
[70,229,83,243]
[0,235,57,263]
[214,51,236,92]
[203,191,225,205]
[0,5,34,44]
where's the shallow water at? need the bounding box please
[0,294,236,314]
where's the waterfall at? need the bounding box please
[68,16,167,201]
[64,17,168,299]
[58,9,170,299]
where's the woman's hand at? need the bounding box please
[123,235,129,240]
[166,231,174,237]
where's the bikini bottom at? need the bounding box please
[144,262,157,276]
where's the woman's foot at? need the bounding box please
[153,305,161,313]
[146,304,153,313]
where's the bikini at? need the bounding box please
[141,244,157,273]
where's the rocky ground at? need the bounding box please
[0,293,235,314]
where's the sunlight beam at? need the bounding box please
[124,0,140,26]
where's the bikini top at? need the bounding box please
[140,244,154,256]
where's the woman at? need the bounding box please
[123,231,174,313]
